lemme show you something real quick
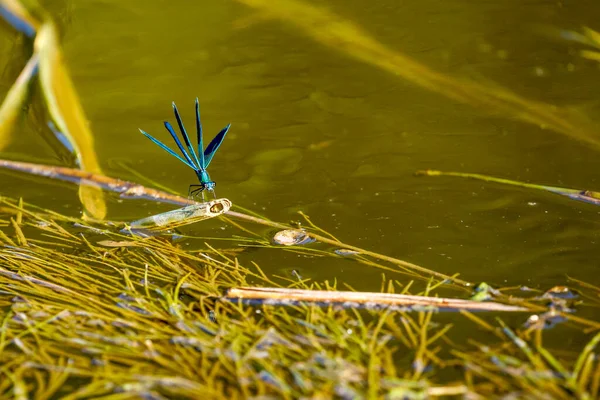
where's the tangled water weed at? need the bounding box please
[0,196,598,398]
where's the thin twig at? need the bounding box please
[225,287,529,312]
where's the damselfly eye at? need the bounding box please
[210,203,224,213]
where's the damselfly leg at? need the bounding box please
[188,185,217,201]
[188,185,206,201]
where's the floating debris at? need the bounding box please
[470,282,500,302]
[127,198,232,232]
[273,229,314,246]
[524,308,567,330]
[542,286,579,300]
[226,287,529,312]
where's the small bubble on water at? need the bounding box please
[533,67,546,77]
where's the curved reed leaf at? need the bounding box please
[33,22,106,219]
[0,0,43,150]
[417,169,600,206]
[0,54,38,149]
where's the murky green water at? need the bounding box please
[2,1,600,300]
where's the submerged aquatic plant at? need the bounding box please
[0,196,462,398]
[0,196,596,398]
[416,169,600,206]
[455,321,600,399]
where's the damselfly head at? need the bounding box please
[188,181,217,201]
[203,181,216,191]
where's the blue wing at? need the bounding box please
[204,124,231,168]
[172,102,202,169]
[139,129,197,170]
[195,98,206,169]
[163,122,202,171]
